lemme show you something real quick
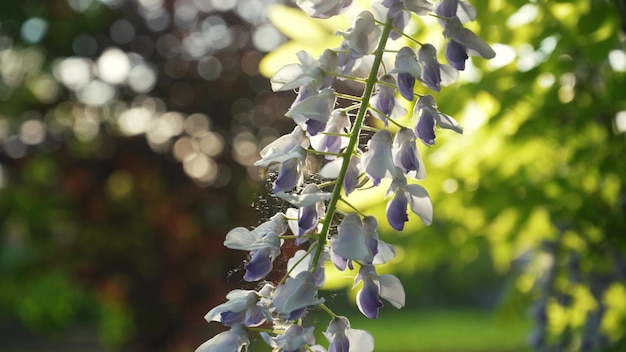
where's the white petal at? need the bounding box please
[223,227,260,250]
[372,240,396,265]
[378,274,405,309]
[274,190,332,207]
[404,184,433,225]
[440,64,459,86]
[319,157,343,179]
[346,328,375,352]
[435,112,463,134]
[287,249,311,278]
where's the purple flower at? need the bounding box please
[273,155,303,193]
[272,271,325,320]
[330,214,372,270]
[205,290,266,328]
[195,324,249,352]
[286,88,336,136]
[261,324,316,352]
[355,265,405,319]
[324,316,374,352]
[414,94,463,146]
[378,0,410,40]
[296,184,327,243]
[386,190,409,231]
[224,213,288,281]
[310,109,351,158]
[417,44,442,92]
[392,127,426,179]
[443,16,495,60]
[385,172,433,228]
[435,0,477,25]
[361,130,397,186]
[337,11,381,57]
[319,156,362,195]
[296,0,354,19]
[445,39,469,70]
[391,47,421,101]
[370,74,405,126]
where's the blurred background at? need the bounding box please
[0,0,625,351]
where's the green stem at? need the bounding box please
[310,18,395,269]
[339,197,367,217]
[319,303,340,319]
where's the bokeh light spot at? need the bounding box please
[20,18,48,44]
[110,20,135,45]
[197,56,222,80]
[19,119,46,145]
[97,48,130,84]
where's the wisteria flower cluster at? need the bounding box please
[197,0,494,351]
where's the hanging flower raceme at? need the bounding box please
[198,1,496,350]
[414,94,463,146]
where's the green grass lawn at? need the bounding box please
[345,309,532,352]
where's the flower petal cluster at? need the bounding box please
[337,11,381,57]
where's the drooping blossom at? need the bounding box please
[195,324,249,352]
[337,11,381,58]
[286,88,336,136]
[414,94,463,146]
[392,127,426,179]
[434,0,477,25]
[443,16,496,61]
[361,130,396,186]
[390,47,421,101]
[355,264,405,319]
[223,213,288,281]
[295,184,327,243]
[272,271,325,320]
[330,214,395,270]
[261,324,317,352]
[370,74,406,126]
[271,50,336,92]
[204,290,266,328]
[385,171,433,230]
[324,316,374,352]
[296,0,354,19]
[417,44,459,92]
